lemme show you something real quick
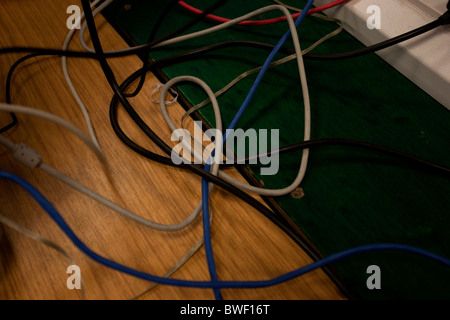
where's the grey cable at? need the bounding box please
[0,103,104,162]
[0,135,15,150]
[158,75,224,230]
[62,0,104,154]
[180,13,343,130]
[79,3,312,196]
[129,237,204,300]
[0,214,86,300]
[66,1,211,298]
[39,162,204,232]
[131,75,226,299]
[0,134,210,232]
[159,5,311,197]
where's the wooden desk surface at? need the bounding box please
[0,0,345,300]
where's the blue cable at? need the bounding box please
[201,163,222,299]
[1,169,449,291]
[200,0,316,300]
[226,0,315,132]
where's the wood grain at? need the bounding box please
[0,0,345,300]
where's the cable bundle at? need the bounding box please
[1,0,450,300]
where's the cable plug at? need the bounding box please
[12,143,42,169]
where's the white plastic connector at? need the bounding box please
[12,143,42,169]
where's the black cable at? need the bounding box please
[124,0,228,98]
[0,113,17,134]
[5,53,45,107]
[106,58,356,300]
[105,32,450,254]
[80,0,317,259]
[0,47,113,58]
[0,0,326,296]
[121,0,179,97]
[0,50,103,134]
[221,138,450,176]
[304,11,450,60]
[107,55,300,228]
[5,1,446,298]
[0,40,293,134]
[105,38,445,301]
[146,0,182,43]
[0,31,307,264]
[2,6,448,62]
[0,42,273,58]
[3,2,447,223]
[0,41,292,60]
[1,51,96,134]
[109,56,450,177]
[154,40,293,66]
[0,53,41,134]
[0,38,312,264]
[80,0,289,219]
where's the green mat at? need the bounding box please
[102,0,450,299]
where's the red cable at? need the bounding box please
[177,0,350,26]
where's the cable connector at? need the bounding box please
[12,143,42,169]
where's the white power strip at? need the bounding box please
[314,0,450,110]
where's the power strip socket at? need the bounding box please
[314,0,450,110]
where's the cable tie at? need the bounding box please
[12,143,42,169]
[149,83,178,105]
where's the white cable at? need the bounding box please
[152,5,298,48]
[0,103,104,162]
[0,134,15,150]
[79,4,319,53]
[159,5,311,196]
[62,0,104,153]
[0,133,209,232]
[158,75,224,231]
[160,76,223,168]
[38,162,202,231]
